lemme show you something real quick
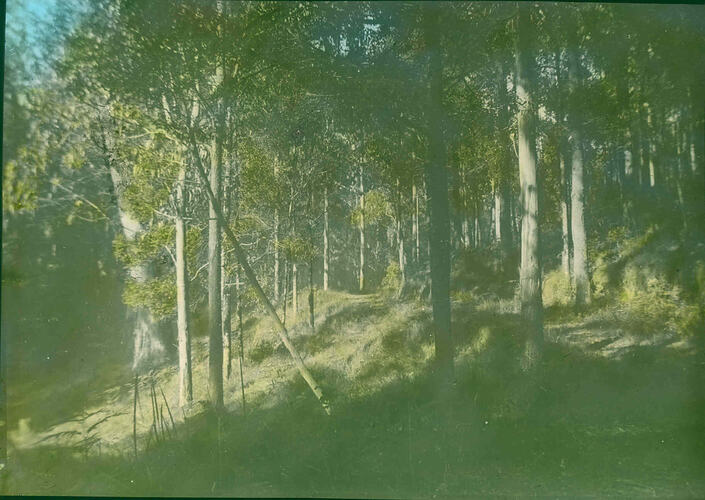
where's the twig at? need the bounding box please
[159,386,177,436]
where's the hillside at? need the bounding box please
[4,284,704,497]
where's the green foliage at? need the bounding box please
[278,236,316,263]
[248,340,274,364]
[620,269,702,337]
[113,224,175,267]
[380,262,401,295]
[542,268,574,307]
[349,189,389,227]
[2,157,39,213]
[123,275,176,319]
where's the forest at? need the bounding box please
[2,0,705,497]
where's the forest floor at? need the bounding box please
[3,288,705,497]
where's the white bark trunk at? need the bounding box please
[175,167,193,407]
[292,263,298,314]
[323,186,329,291]
[412,182,420,261]
[568,48,590,307]
[359,164,365,292]
[208,136,223,408]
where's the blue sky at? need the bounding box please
[6,0,62,70]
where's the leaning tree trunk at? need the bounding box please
[568,46,590,307]
[175,166,193,407]
[191,142,331,415]
[424,5,454,387]
[516,4,543,372]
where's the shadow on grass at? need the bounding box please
[6,332,705,498]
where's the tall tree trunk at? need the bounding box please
[413,181,420,262]
[559,151,572,277]
[175,166,193,407]
[282,262,289,328]
[491,182,498,243]
[424,5,454,386]
[292,262,298,315]
[208,136,224,409]
[674,122,689,231]
[568,46,590,307]
[496,63,513,264]
[235,267,246,415]
[396,178,406,291]
[274,207,280,301]
[323,186,329,291]
[222,245,232,381]
[461,182,470,248]
[516,4,542,371]
[309,260,315,331]
[474,199,481,248]
[359,163,365,292]
[646,103,656,187]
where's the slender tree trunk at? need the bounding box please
[516,4,543,371]
[282,262,289,328]
[424,5,454,386]
[208,136,224,409]
[175,166,193,406]
[461,183,470,248]
[568,47,590,307]
[675,123,689,231]
[559,151,572,277]
[690,129,698,175]
[474,200,481,248]
[323,186,329,291]
[309,261,315,331]
[646,103,656,187]
[413,182,420,262]
[222,245,232,381]
[359,163,365,292]
[235,267,246,416]
[274,208,280,301]
[292,262,298,315]
[396,178,406,290]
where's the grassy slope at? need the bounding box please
[4,287,705,497]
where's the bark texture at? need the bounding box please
[424,5,454,386]
[515,4,543,371]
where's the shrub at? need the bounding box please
[591,251,611,299]
[248,340,274,363]
[542,268,573,307]
[380,262,401,295]
[620,268,702,336]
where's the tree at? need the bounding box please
[515,3,542,371]
[423,3,454,386]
